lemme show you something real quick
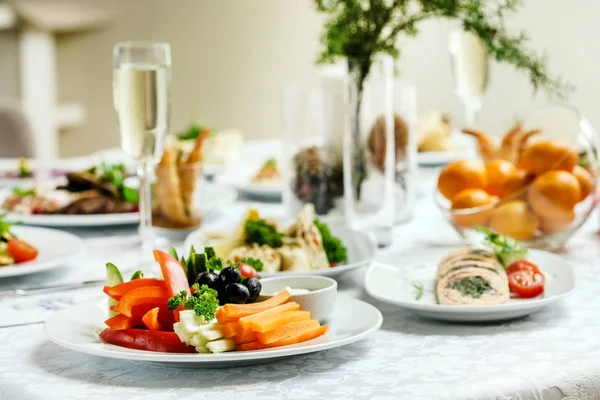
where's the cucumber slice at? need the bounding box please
[206,338,236,353]
[105,263,124,317]
[130,270,143,280]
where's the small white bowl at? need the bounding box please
[258,276,338,322]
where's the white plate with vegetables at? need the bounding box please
[0,224,84,278]
[365,230,575,322]
[183,205,377,278]
[43,248,382,368]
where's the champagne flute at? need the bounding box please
[449,30,489,126]
[113,42,171,267]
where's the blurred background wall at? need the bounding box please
[0,0,594,157]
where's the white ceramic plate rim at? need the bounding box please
[0,226,84,278]
[365,248,575,313]
[183,226,377,277]
[43,296,383,363]
[214,169,283,197]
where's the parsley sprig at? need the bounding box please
[167,284,219,322]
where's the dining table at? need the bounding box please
[0,151,599,400]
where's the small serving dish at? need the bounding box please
[258,276,337,322]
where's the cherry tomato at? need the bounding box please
[238,263,258,279]
[506,260,541,276]
[507,270,545,298]
[7,239,39,262]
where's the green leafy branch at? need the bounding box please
[315,0,573,99]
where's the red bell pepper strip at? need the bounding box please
[99,328,195,353]
[109,304,175,331]
[116,286,169,318]
[104,314,141,330]
[142,307,162,331]
[153,249,191,323]
[152,250,190,298]
[103,278,165,300]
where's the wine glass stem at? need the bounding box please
[465,105,478,126]
[137,160,154,258]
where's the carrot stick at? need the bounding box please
[232,331,258,345]
[256,320,320,344]
[221,289,291,319]
[262,324,328,348]
[221,321,246,338]
[237,341,264,351]
[216,307,238,325]
[238,302,300,330]
[249,311,310,333]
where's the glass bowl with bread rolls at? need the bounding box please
[435,104,599,251]
[152,132,206,231]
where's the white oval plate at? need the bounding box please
[365,247,575,322]
[183,224,377,278]
[214,167,282,200]
[43,296,382,368]
[0,183,236,228]
[0,226,84,278]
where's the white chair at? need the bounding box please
[0,98,35,158]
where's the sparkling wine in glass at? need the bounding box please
[113,42,171,268]
[449,30,489,126]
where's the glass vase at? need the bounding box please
[343,55,396,246]
[282,82,345,220]
[393,82,418,223]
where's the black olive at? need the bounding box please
[225,283,250,304]
[195,271,219,290]
[243,278,262,303]
[218,290,229,306]
[218,267,241,287]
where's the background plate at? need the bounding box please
[365,247,575,322]
[0,226,84,278]
[183,224,377,278]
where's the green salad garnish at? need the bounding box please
[476,226,528,267]
[314,219,347,264]
[245,219,283,248]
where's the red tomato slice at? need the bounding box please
[239,263,258,279]
[506,260,541,276]
[7,239,39,262]
[508,270,545,298]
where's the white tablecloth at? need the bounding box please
[0,177,599,400]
